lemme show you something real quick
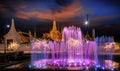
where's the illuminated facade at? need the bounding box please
[18,30,36,43]
[43,19,62,41]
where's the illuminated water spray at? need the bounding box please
[30,26,115,70]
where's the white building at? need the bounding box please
[0,19,31,54]
[4,18,21,47]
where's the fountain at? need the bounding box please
[30,26,116,70]
[94,36,115,69]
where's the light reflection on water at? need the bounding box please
[29,59,119,71]
[4,59,119,71]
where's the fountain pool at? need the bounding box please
[30,26,116,70]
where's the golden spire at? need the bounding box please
[92,29,95,40]
[52,18,57,31]
[29,30,33,41]
[43,17,62,41]
[34,28,36,39]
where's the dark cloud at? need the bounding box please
[55,0,73,7]
[90,15,119,22]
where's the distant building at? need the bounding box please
[43,19,62,41]
[83,29,96,41]
[83,32,93,41]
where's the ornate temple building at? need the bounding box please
[4,19,21,47]
[43,19,62,41]
[0,18,35,53]
[4,18,36,45]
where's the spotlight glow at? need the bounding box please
[6,24,10,28]
[111,68,114,71]
[85,20,88,25]
[8,42,20,51]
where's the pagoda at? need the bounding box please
[43,19,62,41]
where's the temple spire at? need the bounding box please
[29,30,33,41]
[34,28,36,39]
[10,18,15,32]
[92,28,95,40]
[6,18,16,35]
[52,18,57,31]
[12,18,14,27]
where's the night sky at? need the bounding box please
[0,0,120,42]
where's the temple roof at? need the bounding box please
[83,32,93,40]
[4,18,21,43]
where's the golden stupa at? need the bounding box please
[43,18,62,41]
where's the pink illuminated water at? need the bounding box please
[30,26,115,70]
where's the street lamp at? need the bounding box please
[84,14,90,41]
[6,24,10,28]
[84,20,89,25]
[84,14,89,25]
